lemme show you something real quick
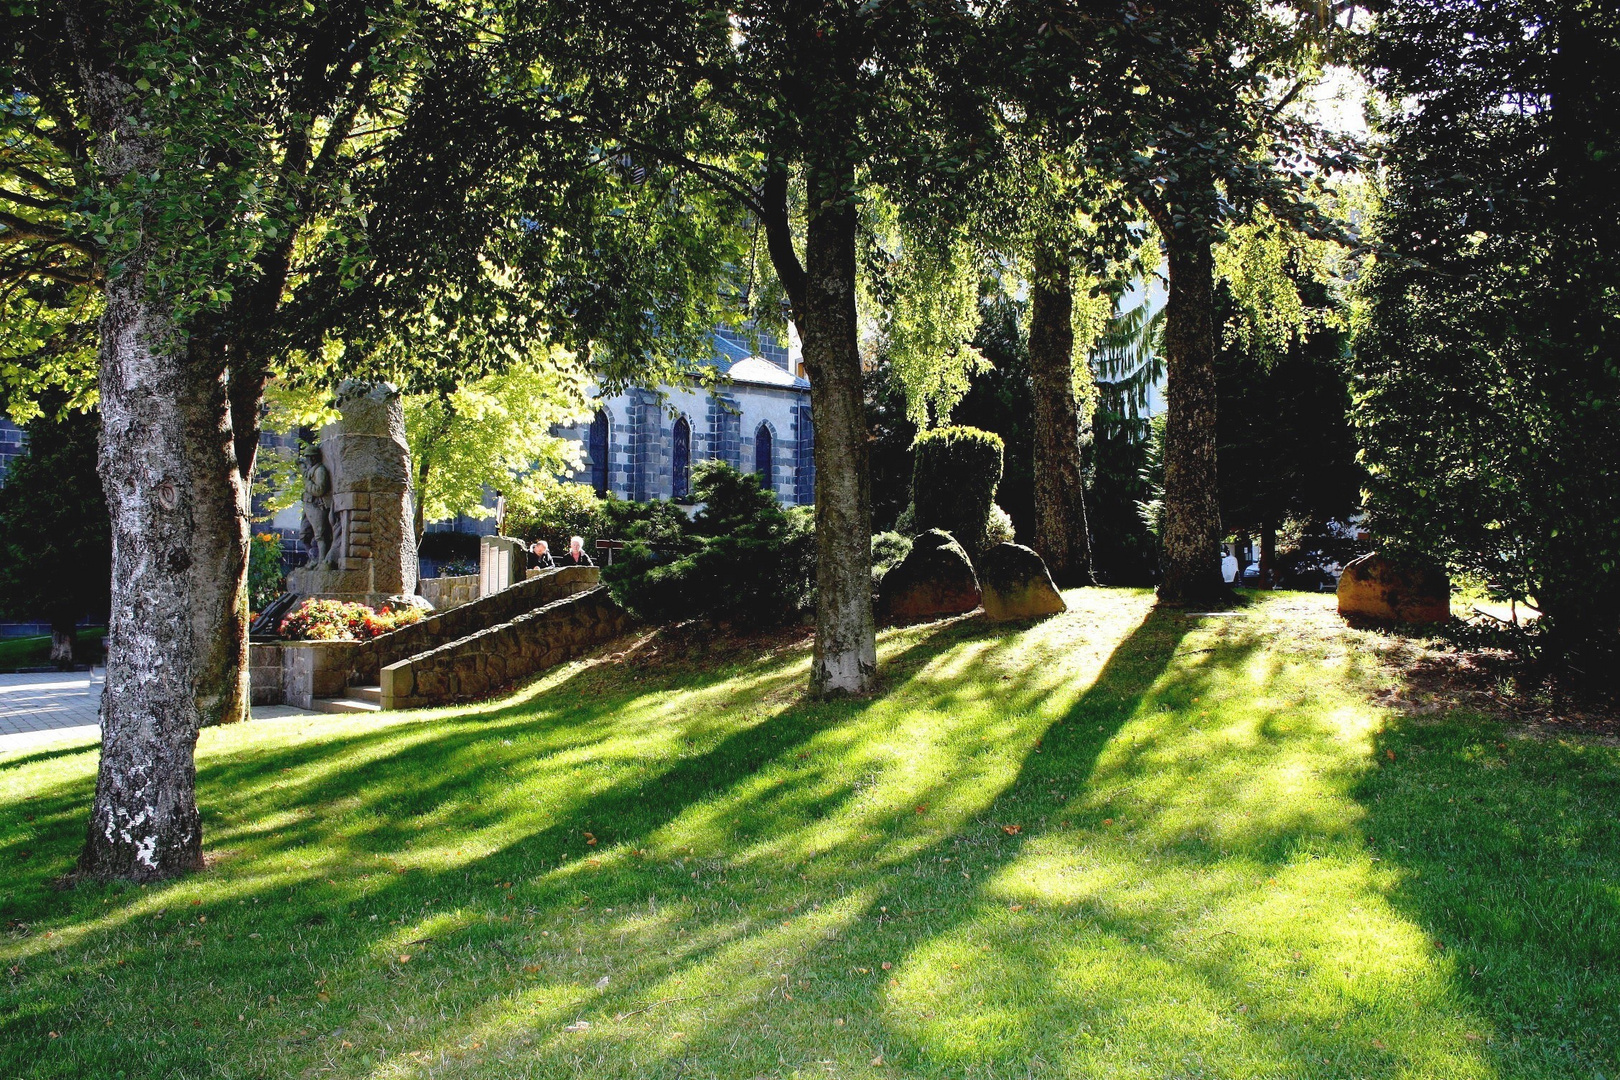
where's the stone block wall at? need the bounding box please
[252,637,371,708]
[249,644,284,705]
[248,566,599,707]
[350,565,599,681]
[380,586,633,709]
[419,574,478,611]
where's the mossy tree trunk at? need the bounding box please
[1027,238,1095,587]
[761,151,877,697]
[73,65,249,883]
[1155,214,1228,605]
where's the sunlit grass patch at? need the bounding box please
[1,589,1617,1078]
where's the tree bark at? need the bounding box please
[49,618,76,668]
[1258,519,1276,590]
[1157,225,1228,605]
[766,154,876,696]
[74,101,249,881]
[1027,239,1095,587]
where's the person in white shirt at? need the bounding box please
[565,535,594,567]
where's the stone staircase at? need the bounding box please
[312,683,383,714]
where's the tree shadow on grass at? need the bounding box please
[3,603,1156,1077]
[1353,707,1620,1078]
[0,593,1547,1079]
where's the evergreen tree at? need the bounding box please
[1354,0,1620,671]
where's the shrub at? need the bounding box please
[871,531,913,587]
[601,495,691,549]
[911,426,1004,554]
[984,505,1015,548]
[603,461,813,627]
[279,599,423,641]
[248,533,285,612]
[505,482,607,553]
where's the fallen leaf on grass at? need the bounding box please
[1372,1038,1387,1050]
[1002,825,1022,835]
[398,954,411,963]
[563,1020,590,1033]
[1009,904,1025,912]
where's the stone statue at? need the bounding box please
[284,381,419,607]
[299,444,336,569]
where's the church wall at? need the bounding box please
[555,379,814,507]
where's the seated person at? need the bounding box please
[565,534,595,567]
[529,538,555,569]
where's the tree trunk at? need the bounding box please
[1157,226,1227,605]
[797,160,877,696]
[49,617,77,668]
[1258,519,1277,590]
[76,130,249,881]
[1027,239,1095,587]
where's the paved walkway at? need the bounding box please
[0,669,312,755]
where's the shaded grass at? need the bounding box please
[0,590,1616,1079]
[0,629,104,671]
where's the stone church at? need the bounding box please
[554,325,816,507]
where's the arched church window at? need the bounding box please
[755,423,773,489]
[589,410,609,496]
[673,416,692,499]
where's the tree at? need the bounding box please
[3,0,744,880]
[1213,212,1362,584]
[1353,0,1620,671]
[402,352,591,541]
[0,406,109,664]
[1012,0,1362,603]
[539,0,989,694]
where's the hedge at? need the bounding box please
[911,426,1004,554]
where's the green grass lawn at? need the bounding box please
[2,590,1616,1079]
[0,628,104,671]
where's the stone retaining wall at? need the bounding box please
[419,574,479,611]
[356,565,598,680]
[380,586,632,709]
[248,566,599,708]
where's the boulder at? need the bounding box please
[1337,552,1451,624]
[879,530,982,622]
[978,543,1067,622]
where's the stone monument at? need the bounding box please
[284,381,419,608]
[479,534,527,597]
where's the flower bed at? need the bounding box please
[279,599,423,642]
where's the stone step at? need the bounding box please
[311,696,382,714]
[345,685,382,704]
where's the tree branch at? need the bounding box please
[0,210,99,258]
[759,161,806,324]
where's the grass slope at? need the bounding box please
[1,590,1616,1079]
